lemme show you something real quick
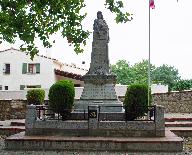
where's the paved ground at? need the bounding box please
[0,113,192,126]
[0,114,192,154]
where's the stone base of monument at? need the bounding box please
[5,105,183,152]
[5,130,183,152]
[74,100,123,112]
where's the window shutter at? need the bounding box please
[22,63,27,74]
[36,63,40,73]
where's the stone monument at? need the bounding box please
[5,11,183,153]
[75,11,123,112]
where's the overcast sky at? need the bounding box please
[1,0,192,79]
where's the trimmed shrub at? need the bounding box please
[48,80,75,120]
[123,83,151,121]
[26,89,45,105]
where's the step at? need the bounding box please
[10,121,25,126]
[165,122,192,127]
[0,126,25,136]
[5,130,183,152]
[165,117,192,122]
[167,127,192,137]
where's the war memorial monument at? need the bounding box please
[74,11,123,112]
[5,11,183,152]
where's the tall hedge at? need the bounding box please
[48,80,75,120]
[26,89,45,105]
[123,84,151,121]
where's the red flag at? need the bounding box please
[150,0,155,9]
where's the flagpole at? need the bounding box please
[148,0,151,106]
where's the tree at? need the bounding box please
[111,59,182,91]
[0,0,132,59]
[111,60,134,85]
[111,59,155,85]
[49,80,75,120]
[152,64,181,91]
[132,59,155,84]
[124,83,151,121]
[173,79,192,91]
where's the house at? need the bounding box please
[0,48,87,91]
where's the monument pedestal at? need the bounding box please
[74,100,123,112]
[74,75,123,112]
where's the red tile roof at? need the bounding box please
[54,69,83,81]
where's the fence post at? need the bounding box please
[88,105,98,136]
[25,105,37,135]
[155,105,165,137]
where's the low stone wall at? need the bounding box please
[26,120,159,137]
[153,91,192,113]
[0,100,27,121]
[25,105,165,137]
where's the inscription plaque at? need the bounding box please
[88,110,97,118]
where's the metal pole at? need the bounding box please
[148,0,151,106]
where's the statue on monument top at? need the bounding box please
[85,11,112,76]
[93,11,109,42]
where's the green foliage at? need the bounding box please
[173,79,192,91]
[152,64,180,91]
[111,60,134,85]
[111,59,182,91]
[111,59,155,85]
[48,80,75,120]
[105,0,132,23]
[26,89,45,105]
[132,60,155,84]
[123,84,151,121]
[0,0,132,59]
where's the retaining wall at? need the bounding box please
[153,91,192,113]
[1,90,192,121]
[0,100,26,120]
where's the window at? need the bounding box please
[74,84,81,87]
[20,85,25,90]
[3,63,10,74]
[28,64,36,74]
[5,86,8,90]
[26,85,41,88]
[22,63,40,74]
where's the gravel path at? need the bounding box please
[0,136,192,155]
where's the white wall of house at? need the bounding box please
[0,49,55,91]
[151,84,168,94]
